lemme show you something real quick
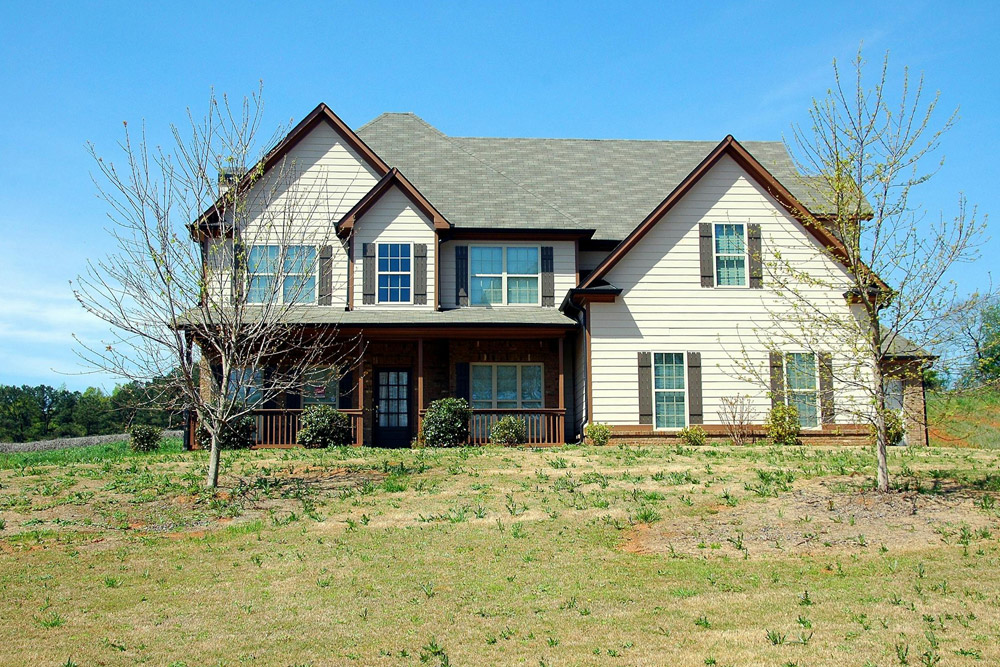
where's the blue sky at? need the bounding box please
[0,1,996,390]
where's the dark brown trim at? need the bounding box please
[579,135,888,291]
[434,233,441,310]
[192,103,390,235]
[337,167,451,235]
[442,228,594,241]
[330,325,575,340]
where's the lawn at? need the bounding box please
[2,440,1000,665]
[928,387,1000,448]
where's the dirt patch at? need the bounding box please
[624,477,998,559]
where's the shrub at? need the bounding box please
[719,394,755,445]
[196,415,257,450]
[490,415,527,446]
[127,424,163,453]
[872,410,906,447]
[584,421,612,447]
[678,425,708,447]
[765,404,801,446]
[297,405,352,448]
[422,398,471,447]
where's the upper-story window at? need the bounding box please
[470,246,539,305]
[714,223,747,287]
[785,352,818,428]
[247,245,316,304]
[377,243,412,303]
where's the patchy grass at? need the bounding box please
[0,436,185,469]
[928,387,1000,448]
[2,443,1000,664]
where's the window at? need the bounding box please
[785,352,818,428]
[377,243,411,303]
[713,223,747,287]
[227,368,262,406]
[653,353,686,429]
[470,246,539,305]
[247,245,316,304]
[302,366,339,405]
[470,364,543,410]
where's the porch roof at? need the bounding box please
[176,306,578,329]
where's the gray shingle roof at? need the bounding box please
[356,113,828,241]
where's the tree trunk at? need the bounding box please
[872,363,890,493]
[206,432,221,489]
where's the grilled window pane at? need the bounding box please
[470,246,503,275]
[471,276,502,305]
[654,391,686,429]
[506,277,538,304]
[506,247,538,274]
[653,353,685,390]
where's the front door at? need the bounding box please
[374,368,411,447]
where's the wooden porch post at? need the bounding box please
[417,338,425,435]
[558,335,565,444]
[357,366,365,446]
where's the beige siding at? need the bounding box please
[352,187,436,310]
[214,121,381,308]
[579,250,610,274]
[438,240,577,309]
[590,154,871,428]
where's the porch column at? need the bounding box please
[558,335,565,444]
[357,367,365,446]
[417,338,425,434]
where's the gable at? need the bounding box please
[581,136,862,290]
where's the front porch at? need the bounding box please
[189,329,573,448]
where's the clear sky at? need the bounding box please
[0,1,997,390]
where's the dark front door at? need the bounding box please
[374,368,411,447]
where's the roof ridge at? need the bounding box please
[453,135,785,145]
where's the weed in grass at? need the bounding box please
[765,629,786,645]
[633,505,661,524]
[896,641,909,665]
[510,522,528,539]
[695,615,711,629]
[35,611,66,628]
[419,637,450,666]
[799,590,813,606]
[103,576,121,589]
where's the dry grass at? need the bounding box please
[2,442,1000,665]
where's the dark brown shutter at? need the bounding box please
[318,245,333,305]
[338,370,354,410]
[687,351,703,424]
[231,240,246,305]
[362,243,376,305]
[455,362,470,401]
[455,245,469,306]
[413,243,428,305]
[818,352,834,424]
[769,351,785,409]
[699,222,714,287]
[637,352,652,425]
[748,223,763,289]
[541,246,555,306]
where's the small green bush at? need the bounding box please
[422,398,471,447]
[196,415,257,450]
[872,410,906,447]
[584,421,612,447]
[297,405,351,448]
[127,424,163,453]
[490,415,527,446]
[678,424,707,447]
[765,404,801,446]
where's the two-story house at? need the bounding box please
[186,103,930,448]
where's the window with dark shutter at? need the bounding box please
[541,246,555,306]
[748,223,763,289]
[455,245,469,306]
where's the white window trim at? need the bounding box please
[784,351,821,430]
[246,244,318,305]
[712,222,749,289]
[651,351,689,431]
[468,244,542,307]
[376,241,414,305]
[469,362,545,409]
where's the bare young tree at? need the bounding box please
[74,89,363,488]
[745,50,988,492]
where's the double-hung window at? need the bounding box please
[713,223,747,287]
[247,245,316,304]
[785,352,819,428]
[470,364,543,410]
[377,243,411,303]
[652,353,686,429]
[227,368,262,406]
[470,246,540,305]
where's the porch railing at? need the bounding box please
[187,409,364,449]
[466,409,566,445]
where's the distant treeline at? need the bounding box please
[0,382,181,443]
